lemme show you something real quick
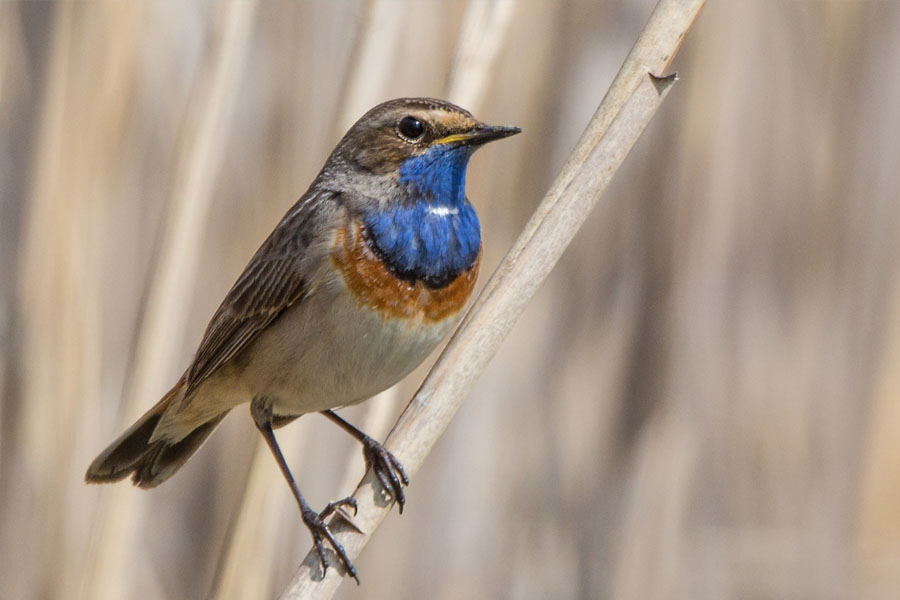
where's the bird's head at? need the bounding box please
[329,97,520,207]
[322,98,519,286]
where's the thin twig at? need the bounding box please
[281,1,705,597]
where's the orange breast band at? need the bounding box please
[331,222,480,323]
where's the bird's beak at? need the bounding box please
[434,124,522,147]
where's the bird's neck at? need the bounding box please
[362,145,482,288]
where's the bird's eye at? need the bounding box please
[398,116,425,141]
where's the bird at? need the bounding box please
[85,97,520,582]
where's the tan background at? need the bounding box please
[2,1,900,598]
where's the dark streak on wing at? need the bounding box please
[183,191,336,398]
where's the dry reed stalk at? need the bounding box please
[211,431,308,600]
[17,3,146,597]
[857,284,900,588]
[445,0,517,109]
[79,3,258,599]
[280,1,705,597]
[612,406,698,599]
[16,5,83,597]
[333,0,405,138]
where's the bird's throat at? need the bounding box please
[363,145,481,288]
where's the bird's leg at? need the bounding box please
[320,409,410,513]
[250,398,359,583]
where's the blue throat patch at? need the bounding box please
[363,144,481,288]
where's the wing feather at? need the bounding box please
[183,192,340,397]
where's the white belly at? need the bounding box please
[240,279,459,416]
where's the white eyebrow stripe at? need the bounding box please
[427,205,458,216]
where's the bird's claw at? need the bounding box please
[321,495,358,518]
[320,496,363,533]
[302,506,359,584]
[361,437,409,513]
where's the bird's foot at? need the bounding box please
[302,503,360,584]
[361,437,409,513]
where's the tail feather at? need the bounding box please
[85,383,226,488]
[129,414,225,488]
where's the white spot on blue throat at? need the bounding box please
[428,205,458,217]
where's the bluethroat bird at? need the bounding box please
[86,97,520,581]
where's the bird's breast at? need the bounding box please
[330,220,480,323]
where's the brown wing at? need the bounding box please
[183,191,339,397]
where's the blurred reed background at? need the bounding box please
[2,1,900,598]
